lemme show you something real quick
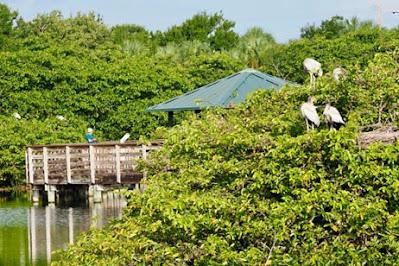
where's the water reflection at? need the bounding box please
[0,192,126,266]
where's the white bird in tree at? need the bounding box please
[303,58,323,89]
[56,115,65,121]
[300,96,320,131]
[332,67,346,82]
[13,112,21,119]
[323,103,345,130]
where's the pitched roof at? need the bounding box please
[146,68,290,112]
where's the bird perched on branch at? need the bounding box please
[56,115,65,121]
[332,67,347,82]
[303,58,323,90]
[300,96,320,131]
[13,112,21,119]
[323,103,345,130]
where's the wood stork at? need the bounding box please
[303,58,323,90]
[56,115,66,121]
[300,96,320,131]
[13,112,21,119]
[332,67,346,82]
[323,103,345,130]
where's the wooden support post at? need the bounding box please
[168,111,175,127]
[32,185,40,203]
[142,144,147,160]
[93,184,103,203]
[28,148,34,184]
[115,145,121,184]
[25,151,29,184]
[66,146,72,184]
[89,145,96,184]
[46,185,57,204]
[43,147,49,184]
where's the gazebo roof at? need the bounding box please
[146,68,290,112]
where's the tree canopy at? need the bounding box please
[0,8,398,265]
[54,50,399,265]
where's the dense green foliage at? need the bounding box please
[300,16,376,39]
[0,13,398,265]
[0,6,247,186]
[54,50,399,265]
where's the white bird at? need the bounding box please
[13,112,21,119]
[332,67,346,82]
[300,96,320,131]
[323,104,345,130]
[56,115,65,121]
[303,58,323,90]
[120,133,130,143]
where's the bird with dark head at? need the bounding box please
[332,67,347,82]
[300,96,320,131]
[323,103,345,130]
[303,58,323,90]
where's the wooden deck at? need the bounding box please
[26,140,163,186]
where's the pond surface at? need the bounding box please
[0,191,126,266]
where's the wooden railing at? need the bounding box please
[26,141,163,185]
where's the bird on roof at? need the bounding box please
[300,96,320,131]
[303,58,323,90]
[332,67,347,82]
[323,103,345,130]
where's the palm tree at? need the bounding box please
[230,27,276,68]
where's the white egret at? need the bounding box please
[300,96,320,131]
[13,112,21,119]
[332,67,346,82]
[323,103,345,130]
[56,115,66,121]
[303,58,323,89]
[120,133,130,143]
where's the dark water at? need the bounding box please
[0,192,126,266]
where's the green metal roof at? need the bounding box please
[146,68,290,112]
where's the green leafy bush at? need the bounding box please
[54,52,399,265]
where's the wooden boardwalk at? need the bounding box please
[26,140,163,186]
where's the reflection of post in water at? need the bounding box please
[29,207,37,263]
[45,205,53,263]
[91,203,104,228]
[68,208,74,244]
[26,193,126,264]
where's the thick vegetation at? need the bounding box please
[0,3,398,186]
[54,50,399,265]
[1,5,399,264]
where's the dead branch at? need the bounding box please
[358,125,399,147]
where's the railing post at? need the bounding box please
[66,146,71,183]
[89,145,96,184]
[43,147,48,184]
[28,148,34,184]
[142,144,147,160]
[115,145,121,184]
[142,144,147,179]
